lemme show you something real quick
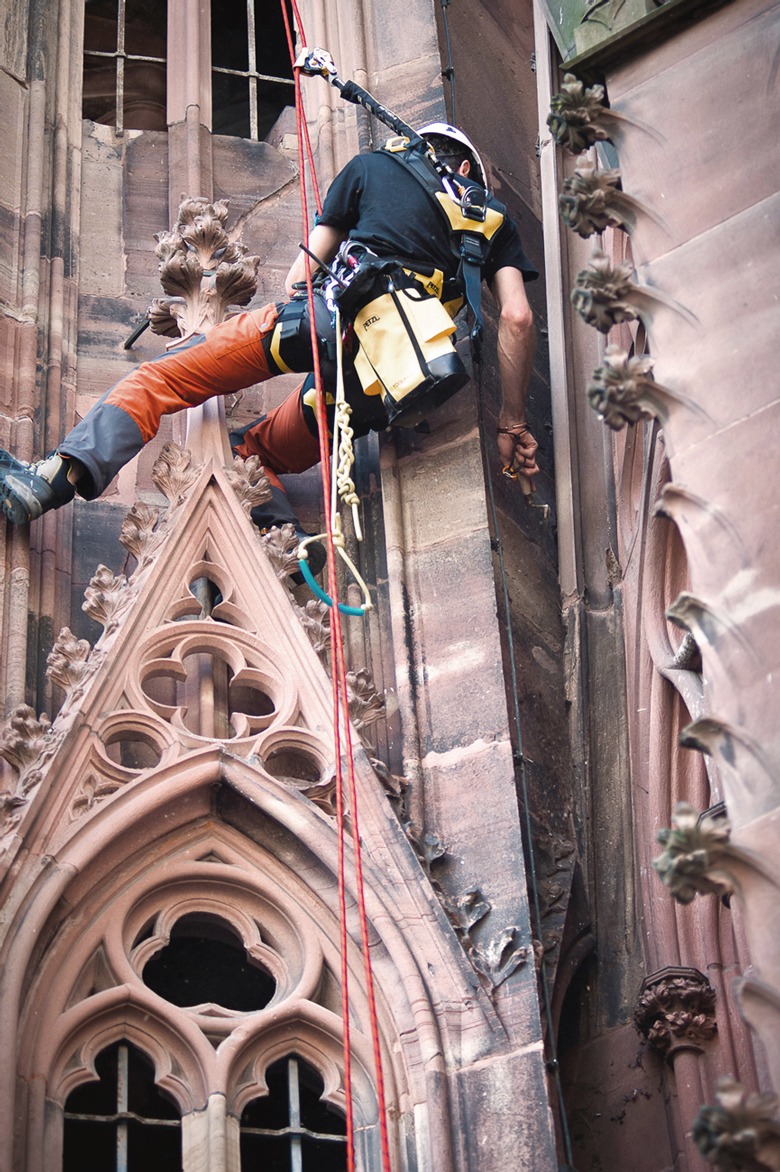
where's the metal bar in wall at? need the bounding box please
[288,1057,303,1172]
[247,0,259,139]
[117,1044,129,1172]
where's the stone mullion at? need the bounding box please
[165,0,214,460]
[166,0,213,221]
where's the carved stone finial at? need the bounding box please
[547,73,614,154]
[559,157,648,237]
[346,669,385,731]
[635,967,717,1059]
[150,198,259,338]
[46,627,92,696]
[120,501,164,565]
[151,442,203,505]
[653,801,733,904]
[82,565,130,631]
[692,1077,780,1172]
[224,455,273,515]
[298,599,331,659]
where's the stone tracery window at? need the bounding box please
[82,0,295,139]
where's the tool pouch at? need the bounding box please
[352,283,468,426]
[268,291,338,382]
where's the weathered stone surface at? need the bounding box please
[0,71,25,308]
[609,0,779,267]
[562,1023,672,1172]
[80,126,125,297]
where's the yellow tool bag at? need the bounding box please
[352,283,468,426]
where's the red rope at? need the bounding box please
[282,9,392,1172]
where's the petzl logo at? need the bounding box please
[362,315,380,329]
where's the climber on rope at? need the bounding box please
[0,57,539,558]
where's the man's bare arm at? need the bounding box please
[490,265,539,482]
[284,224,347,297]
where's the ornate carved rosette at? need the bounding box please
[634,967,717,1059]
[692,1077,780,1172]
[653,801,733,904]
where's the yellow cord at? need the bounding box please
[332,307,363,541]
[299,305,373,613]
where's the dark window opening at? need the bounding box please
[142,912,276,1010]
[83,0,167,133]
[211,0,295,140]
[63,1040,180,1172]
[240,1055,347,1170]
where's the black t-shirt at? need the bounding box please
[317,150,538,288]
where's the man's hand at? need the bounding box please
[497,423,540,489]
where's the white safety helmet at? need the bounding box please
[417,121,488,189]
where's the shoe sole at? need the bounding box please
[0,473,47,524]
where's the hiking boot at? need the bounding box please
[0,451,77,524]
[250,485,326,582]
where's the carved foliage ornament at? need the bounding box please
[653,801,733,904]
[547,73,614,154]
[588,345,669,428]
[0,706,59,835]
[151,442,203,506]
[46,627,92,697]
[634,968,717,1058]
[346,669,385,732]
[559,158,635,238]
[571,251,640,332]
[298,599,331,660]
[692,1077,780,1172]
[82,566,130,633]
[572,250,692,334]
[224,455,272,515]
[120,501,165,566]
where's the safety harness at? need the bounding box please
[378,135,508,360]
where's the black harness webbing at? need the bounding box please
[380,143,506,359]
